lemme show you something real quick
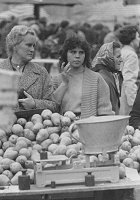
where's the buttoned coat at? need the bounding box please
[0,58,58,112]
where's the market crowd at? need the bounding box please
[0,15,140,128]
[0,14,139,200]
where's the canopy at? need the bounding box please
[0,0,82,19]
[0,4,49,20]
[0,0,82,6]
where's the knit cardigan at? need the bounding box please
[52,67,114,118]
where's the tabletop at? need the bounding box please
[0,179,139,197]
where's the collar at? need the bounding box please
[122,45,136,53]
[10,60,26,73]
[6,57,41,75]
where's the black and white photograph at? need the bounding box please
[0,0,139,200]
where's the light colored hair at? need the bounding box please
[6,25,37,57]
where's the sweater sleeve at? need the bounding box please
[97,75,114,116]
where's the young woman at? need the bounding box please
[52,34,114,119]
[0,25,58,112]
[92,41,123,114]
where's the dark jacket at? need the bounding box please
[93,64,123,114]
[129,86,140,129]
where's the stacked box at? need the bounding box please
[0,69,20,106]
[0,69,20,130]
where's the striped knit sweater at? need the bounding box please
[52,67,114,118]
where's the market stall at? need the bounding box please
[0,109,138,200]
[0,68,140,200]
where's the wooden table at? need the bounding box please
[0,179,139,200]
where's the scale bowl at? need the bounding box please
[75,115,129,154]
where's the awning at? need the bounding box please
[0,0,82,6]
[0,0,82,19]
[0,4,49,20]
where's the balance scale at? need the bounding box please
[34,153,120,188]
[34,116,129,188]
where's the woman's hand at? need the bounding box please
[61,62,71,85]
[18,91,36,109]
[52,62,71,104]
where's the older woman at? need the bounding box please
[0,25,58,112]
[52,34,114,119]
[92,42,123,114]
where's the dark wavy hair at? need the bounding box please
[113,41,121,50]
[59,34,92,68]
[117,25,137,45]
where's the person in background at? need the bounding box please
[93,23,110,46]
[0,25,58,112]
[18,15,36,27]
[52,20,70,45]
[0,18,18,58]
[52,34,114,119]
[92,41,123,114]
[117,25,140,115]
[104,23,122,44]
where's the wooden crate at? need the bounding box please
[0,91,18,106]
[0,108,17,130]
[0,69,20,106]
[0,69,20,90]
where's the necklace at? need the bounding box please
[16,65,20,71]
[13,65,23,72]
[10,60,25,73]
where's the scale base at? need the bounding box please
[35,165,120,188]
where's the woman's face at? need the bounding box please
[14,33,36,62]
[114,47,122,71]
[67,47,85,68]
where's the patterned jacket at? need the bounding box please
[0,58,58,112]
[52,67,114,119]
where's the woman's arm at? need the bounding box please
[52,81,68,104]
[51,62,71,104]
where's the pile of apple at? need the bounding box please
[0,108,136,186]
[117,125,140,178]
[0,109,82,186]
